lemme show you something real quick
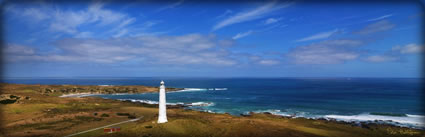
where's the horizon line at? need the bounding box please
[2,76,423,79]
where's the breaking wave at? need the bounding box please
[171,88,208,93]
[98,85,113,86]
[120,99,159,104]
[171,88,227,93]
[186,102,215,107]
[249,109,292,117]
[248,109,424,129]
[324,113,424,129]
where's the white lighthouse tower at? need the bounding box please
[157,80,168,123]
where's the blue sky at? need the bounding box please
[2,0,423,77]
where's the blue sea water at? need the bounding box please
[3,77,424,128]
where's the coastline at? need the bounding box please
[86,92,425,130]
[115,97,425,130]
[56,84,425,130]
[1,83,424,137]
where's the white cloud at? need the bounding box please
[366,14,393,22]
[10,2,135,37]
[113,29,129,38]
[5,2,51,22]
[212,1,291,31]
[21,8,49,22]
[75,31,93,38]
[49,7,93,34]
[141,21,158,29]
[3,44,35,55]
[49,2,129,34]
[364,55,399,62]
[263,17,282,25]
[392,43,423,54]
[218,39,235,47]
[355,20,395,35]
[117,18,136,29]
[107,18,139,38]
[155,0,184,12]
[215,9,233,19]
[295,29,340,42]
[117,20,160,37]
[232,30,253,40]
[5,34,238,66]
[87,2,128,25]
[363,43,422,63]
[286,39,363,64]
[258,59,280,65]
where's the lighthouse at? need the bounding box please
[157,80,168,123]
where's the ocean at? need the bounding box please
[3,77,424,129]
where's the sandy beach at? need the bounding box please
[59,93,100,98]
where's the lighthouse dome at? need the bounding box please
[160,80,164,85]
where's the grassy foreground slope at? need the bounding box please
[1,83,424,137]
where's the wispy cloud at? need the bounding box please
[215,9,233,19]
[21,8,49,22]
[258,59,280,65]
[212,1,292,31]
[366,14,393,22]
[232,30,253,40]
[263,17,282,25]
[286,19,407,64]
[117,18,136,29]
[113,29,129,38]
[286,39,364,64]
[364,55,400,63]
[364,43,423,63]
[287,19,418,65]
[155,0,184,12]
[295,29,340,42]
[5,2,51,22]
[354,20,395,35]
[392,43,423,54]
[9,2,136,38]
[3,43,35,56]
[75,31,93,38]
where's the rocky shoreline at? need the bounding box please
[115,97,424,131]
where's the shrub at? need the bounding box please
[101,113,110,117]
[0,99,17,104]
[10,95,20,99]
[75,116,103,121]
[128,115,136,119]
[116,113,130,116]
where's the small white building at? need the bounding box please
[157,80,168,123]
